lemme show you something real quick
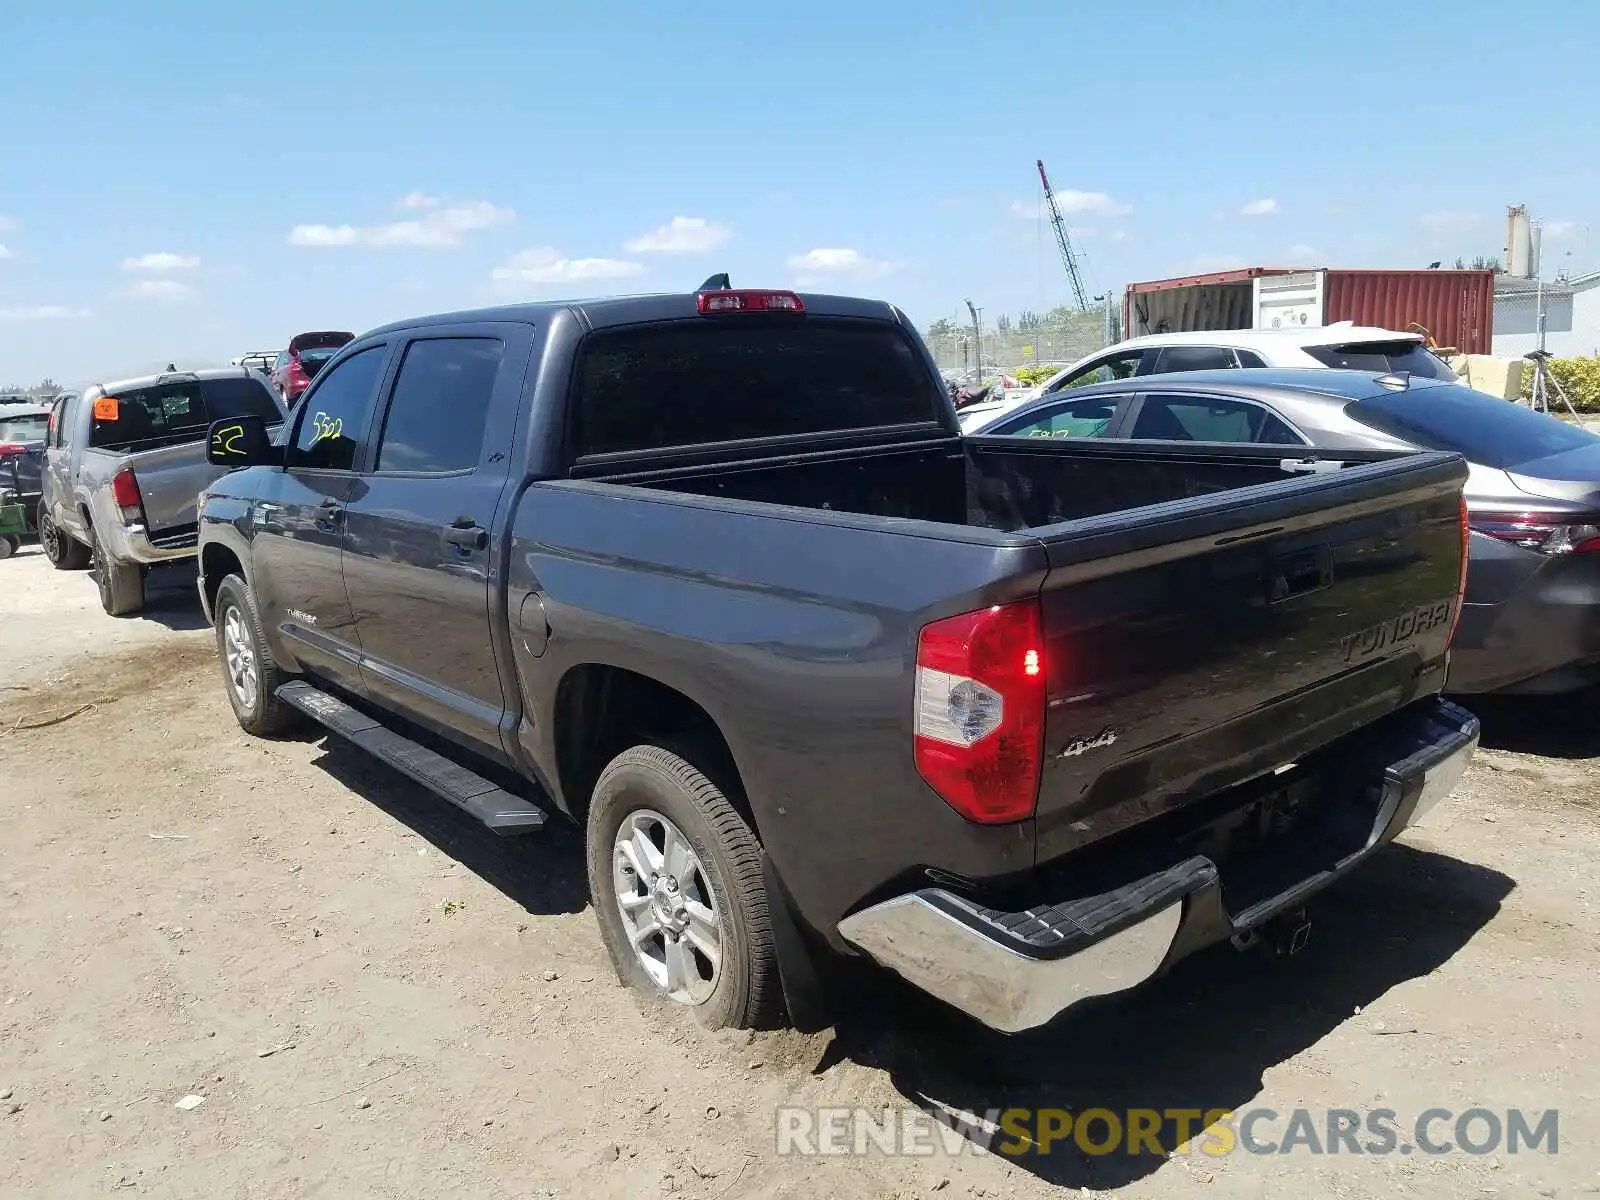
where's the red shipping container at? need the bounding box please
[1124,267,1495,355]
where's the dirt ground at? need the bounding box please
[2,546,1599,1199]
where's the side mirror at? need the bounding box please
[206,416,278,467]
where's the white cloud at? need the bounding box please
[0,244,10,260]
[1239,197,1279,217]
[624,216,732,254]
[0,215,15,233]
[1010,192,1132,220]
[1067,226,1093,239]
[122,251,200,272]
[491,247,645,289]
[1287,243,1321,262]
[1420,211,1482,231]
[1544,220,1577,238]
[398,191,441,210]
[1110,229,1131,243]
[0,305,91,321]
[289,199,514,249]
[785,247,895,280]
[120,279,193,301]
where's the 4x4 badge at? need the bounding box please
[1059,728,1118,759]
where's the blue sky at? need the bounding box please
[2,0,1597,384]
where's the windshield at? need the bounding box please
[0,413,48,442]
[1303,340,1456,380]
[1347,382,1600,470]
[570,318,942,458]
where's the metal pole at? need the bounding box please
[965,299,981,379]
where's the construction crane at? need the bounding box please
[1036,158,1092,312]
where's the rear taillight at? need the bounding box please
[1471,510,1600,556]
[696,289,805,314]
[913,599,1046,825]
[0,442,24,459]
[1447,496,1469,648]
[112,467,144,524]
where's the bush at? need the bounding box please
[1519,356,1600,412]
[1013,365,1059,387]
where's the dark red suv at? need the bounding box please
[271,331,354,405]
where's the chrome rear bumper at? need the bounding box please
[839,698,1478,1034]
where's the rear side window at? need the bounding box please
[1348,383,1599,469]
[88,377,279,451]
[570,319,940,458]
[1132,394,1304,445]
[375,338,503,473]
[1303,340,1456,380]
[1152,346,1238,373]
[1235,350,1268,368]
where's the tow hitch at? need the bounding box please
[1232,907,1312,957]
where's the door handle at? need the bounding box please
[314,498,343,531]
[444,519,488,552]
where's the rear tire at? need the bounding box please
[89,529,144,616]
[587,745,779,1031]
[39,509,90,570]
[213,573,302,737]
[0,535,17,560]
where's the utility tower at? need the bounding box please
[1036,159,1091,312]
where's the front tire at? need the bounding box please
[214,573,302,737]
[0,535,16,560]
[89,529,144,616]
[586,745,779,1031]
[39,509,90,570]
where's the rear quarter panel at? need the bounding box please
[505,481,1046,943]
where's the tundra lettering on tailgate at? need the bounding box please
[1341,599,1454,665]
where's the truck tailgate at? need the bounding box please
[1032,449,1466,864]
[119,441,220,536]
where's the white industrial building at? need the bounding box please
[1492,271,1600,359]
[1490,204,1600,359]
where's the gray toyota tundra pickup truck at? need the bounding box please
[194,283,1478,1035]
[38,368,285,614]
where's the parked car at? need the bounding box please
[232,351,281,377]
[971,368,1600,695]
[270,332,354,405]
[194,284,1476,1036]
[958,324,1456,431]
[0,402,52,527]
[38,368,286,614]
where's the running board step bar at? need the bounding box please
[275,681,547,835]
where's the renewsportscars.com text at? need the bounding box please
[775,1105,1559,1159]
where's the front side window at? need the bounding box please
[1131,394,1304,445]
[289,346,386,471]
[1046,351,1146,394]
[374,338,503,473]
[997,397,1120,439]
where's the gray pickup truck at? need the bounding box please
[38,368,284,614]
[195,284,1477,1035]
